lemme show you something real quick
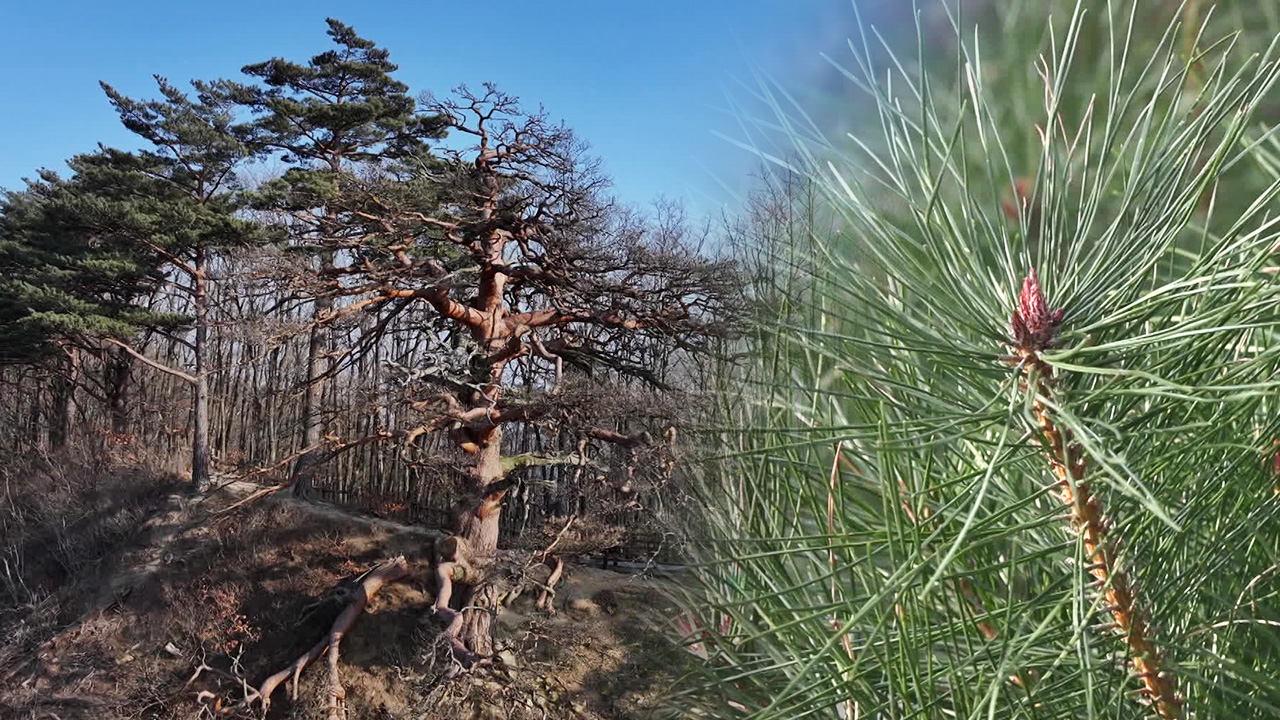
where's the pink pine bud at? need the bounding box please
[1010,268,1064,351]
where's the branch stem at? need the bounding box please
[1025,359,1181,719]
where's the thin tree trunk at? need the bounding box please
[49,345,78,448]
[106,345,132,435]
[32,379,48,453]
[294,251,334,498]
[192,248,211,491]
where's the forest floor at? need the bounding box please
[0,457,694,720]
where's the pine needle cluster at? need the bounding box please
[676,2,1280,718]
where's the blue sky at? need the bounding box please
[0,1,860,217]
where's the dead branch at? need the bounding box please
[199,443,326,503]
[213,432,398,514]
[215,483,289,515]
[528,333,563,388]
[186,658,262,709]
[537,515,576,561]
[584,426,652,448]
[239,443,322,482]
[105,337,197,385]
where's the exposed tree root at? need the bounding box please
[432,537,482,667]
[536,557,564,612]
[325,631,344,720]
[254,556,408,716]
[533,515,573,613]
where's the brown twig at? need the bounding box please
[186,659,262,708]
[1027,371,1180,716]
[1012,270,1180,719]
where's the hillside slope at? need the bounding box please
[0,459,689,719]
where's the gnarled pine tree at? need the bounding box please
[306,84,737,659]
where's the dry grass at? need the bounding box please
[0,437,181,673]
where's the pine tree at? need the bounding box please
[679,2,1280,718]
[223,80,739,662]
[0,165,186,438]
[0,77,262,484]
[99,78,264,488]
[209,18,448,495]
[0,176,154,361]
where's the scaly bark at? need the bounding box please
[449,425,505,658]
[1012,269,1181,719]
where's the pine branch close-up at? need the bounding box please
[678,1,1280,718]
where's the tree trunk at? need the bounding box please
[294,252,334,499]
[105,345,132,435]
[440,216,511,659]
[456,583,498,658]
[192,248,211,491]
[32,380,48,453]
[49,346,78,448]
[463,429,504,553]
[451,426,504,658]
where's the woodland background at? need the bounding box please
[0,20,735,565]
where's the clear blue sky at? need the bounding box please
[0,1,863,217]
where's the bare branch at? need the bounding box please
[105,338,196,385]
